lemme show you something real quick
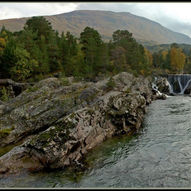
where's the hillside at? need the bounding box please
[0,10,191,45]
[145,43,191,54]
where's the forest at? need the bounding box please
[0,16,190,83]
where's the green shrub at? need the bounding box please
[106,77,116,91]
[0,87,9,102]
[60,77,70,86]
[25,85,39,93]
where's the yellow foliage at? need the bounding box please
[170,47,186,73]
[0,37,6,47]
[161,50,168,60]
[140,69,144,75]
[1,31,8,40]
[144,48,153,66]
[0,37,6,55]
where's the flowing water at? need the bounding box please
[1,96,191,188]
[167,74,191,94]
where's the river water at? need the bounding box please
[1,96,191,188]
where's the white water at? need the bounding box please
[152,83,163,96]
[178,77,183,94]
[167,74,191,95]
[180,79,191,94]
[166,80,173,94]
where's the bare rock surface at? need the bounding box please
[0,72,161,175]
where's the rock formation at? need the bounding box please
[0,72,166,176]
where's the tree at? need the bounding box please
[22,16,61,77]
[10,47,38,81]
[37,34,50,74]
[184,48,191,73]
[0,26,12,40]
[24,16,54,42]
[170,46,186,73]
[0,37,6,55]
[152,49,171,73]
[110,30,146,75]
[69,44,85,77]
[112,29,136,48]
[109,46,127,73]
[58,31,79,76]
[80,26,105,78]
[65,32,78,57]
[0,38,17,78]
[140,48,153,75]
[15,28,38,53]
[0,27,9,56]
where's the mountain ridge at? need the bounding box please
[0,9,191,45]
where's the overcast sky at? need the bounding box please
[1,2,191,37]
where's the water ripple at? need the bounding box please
[1,96,191,188]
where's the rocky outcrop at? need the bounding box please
[154,77,170,94]
[0,79,32,100]
[0,72,161,175]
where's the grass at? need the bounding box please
[25,85,39,93]
[61,78,70,86]
[0,87,9,102]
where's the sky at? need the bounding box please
[1,2,191,37]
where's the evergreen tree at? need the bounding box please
[80,26,105,79]
[110,30,147,75]
[0,37,17,78]
[24,16,54,42]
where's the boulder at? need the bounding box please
[155,77,170,94]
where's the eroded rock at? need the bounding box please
[155,77,170,94]
[0,72,158,175]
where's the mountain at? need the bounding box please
[0,10,191,45]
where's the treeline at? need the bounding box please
[0,16,153,82]
[0,16,189,83]
[152,43,191,74]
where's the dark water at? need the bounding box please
[1,96,191,188]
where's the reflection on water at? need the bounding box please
[1,96,191,188]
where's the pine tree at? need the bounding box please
[80,26,104,79]
[110,30,147,75]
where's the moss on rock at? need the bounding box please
[0,126,14,139]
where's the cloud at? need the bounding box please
[0,6,23,19]
[0,3,78,20]
[157,16,191,37]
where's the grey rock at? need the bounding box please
[155,77,170,94]
[0,72,161,175]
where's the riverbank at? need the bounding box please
[0,72,166,176]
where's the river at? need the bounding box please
[1,96,191,188]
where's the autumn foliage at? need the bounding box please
[170,47,186,73]
[0,16,189,83]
